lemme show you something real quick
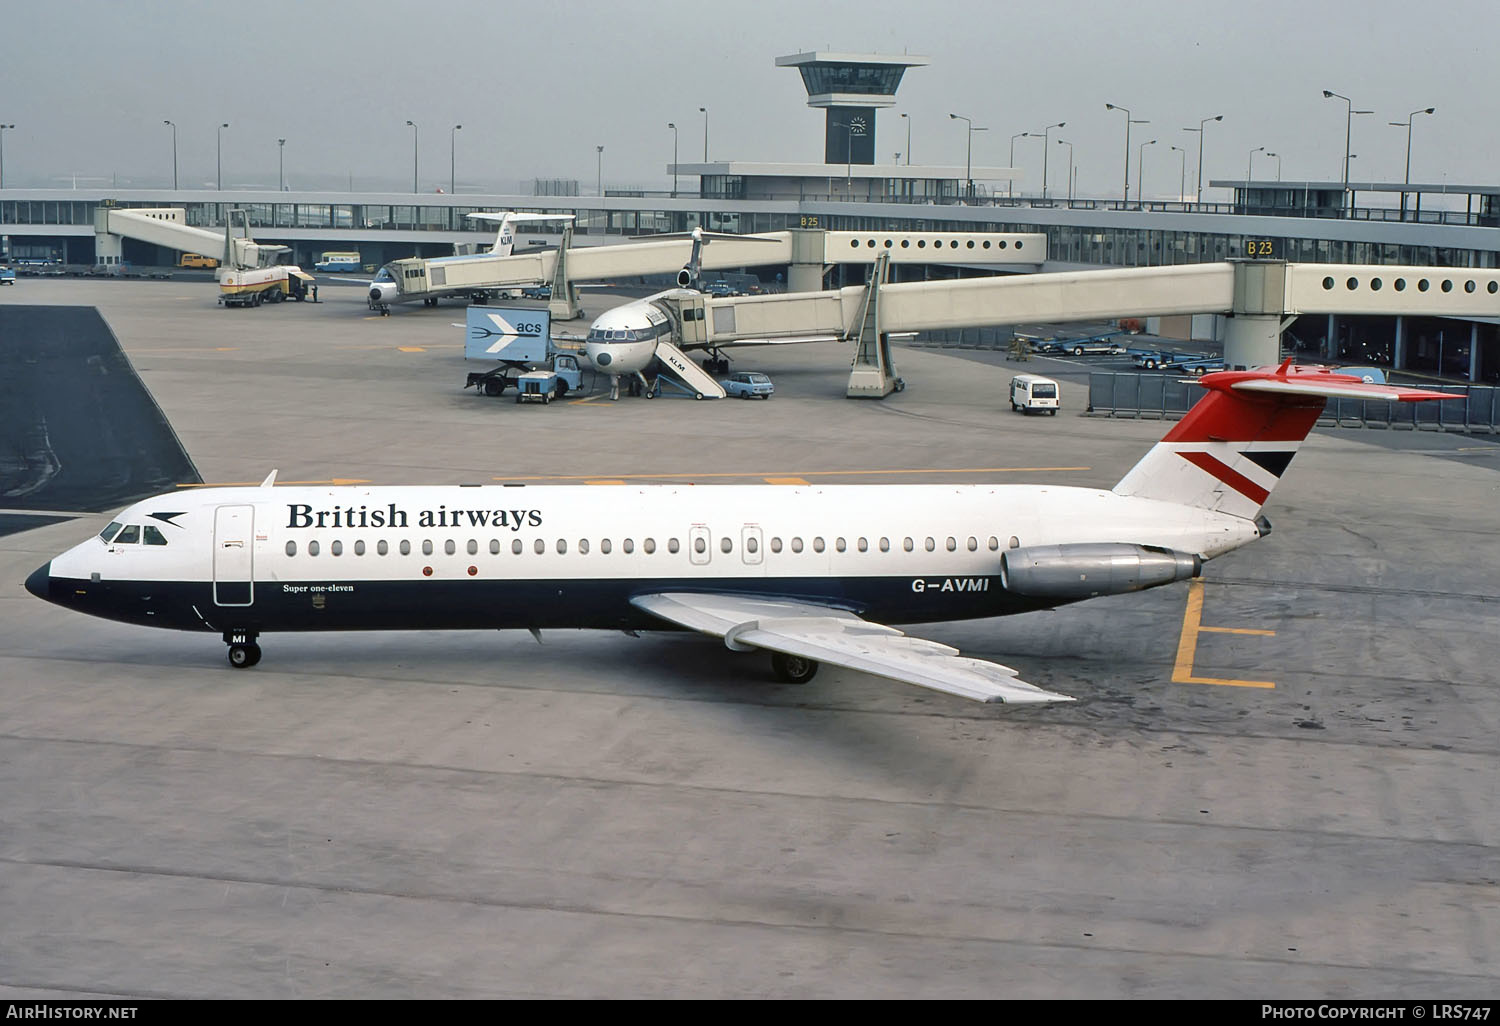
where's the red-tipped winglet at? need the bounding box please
[1197,361,1459,403]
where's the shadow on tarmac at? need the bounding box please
[1,305,200,536]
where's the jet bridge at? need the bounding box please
[93,205,287,270]
[382,227,1048,317]
[691,260,1500,397]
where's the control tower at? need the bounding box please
[775,51,929,165]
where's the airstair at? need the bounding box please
[653,340,726,399]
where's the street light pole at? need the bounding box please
[0,122,13,190]
[1008,131,1028,199]
[450,124,462,195]
[1247,145,1265,185]
[1267,152,1281,181]
[1106,103,1147,206]
[216,122,229,191]
[278,138,285,192]
[900,112,911,165]
[1323,90,1373,216]
[1137,139,1157,209]
[699,107,708,161]
[1181,114,1222,205]
[1040,121,1064,200]
[1170,144,1186,202]
[1388,106,1434,220]
[667,122,678,197]
[596,144,604,197]
[405,120,418,193]
[162,121,177,190]
[948,113,985,201]
[1056,138,1073,204]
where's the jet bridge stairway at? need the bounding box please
[653,340,726,399]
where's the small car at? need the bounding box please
[721,371,774,399]
[703,280,740,297]
[521,285,552,300]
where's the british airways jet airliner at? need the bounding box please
[23,364,1453,705]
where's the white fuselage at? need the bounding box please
[583,291,681,378]
[30,483,1258,636]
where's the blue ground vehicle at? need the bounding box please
[720,371,774,399]
[0,265,15,286]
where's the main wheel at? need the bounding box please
[227,643,261,669]
[555,381,569,398]
[1145,358,1158,370]
[483,379,504,397]
[771,651,819,684]
[1072,346,1084,356]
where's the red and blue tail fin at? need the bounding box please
[1113,360,1456,520]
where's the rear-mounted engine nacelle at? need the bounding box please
[1000,543,1201,600]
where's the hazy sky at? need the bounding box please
[2,0,1495,200]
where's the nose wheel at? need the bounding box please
[224,631,262,669]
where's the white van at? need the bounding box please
[1009,374,1060,415]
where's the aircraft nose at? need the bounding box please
[24,561,52,602]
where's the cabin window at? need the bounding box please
[903,537,914,552]
[534,539,545,554]
[467,540,478,556]
[378,540,389,555]
[579,538,590,554]
[114,525,140,545]
[643,538,656,554]
[421,540,433,556]
[512,539,523,555]
[99,521,123,542]
[668,538,680,554]
[746,536,758,553]
[354,540,366,555]
[790,537,803,553]
[331,541,343,556]
[624,538,635,553]
[694,537,707,554]
[285,541,297,557]
[721,537,733,554]
[946,537,957,552]
[556,539,567,554]
[967,537,978,552]
[770,537,782,553]
[400,540,411,555]
[490,539,500,555]
[309,540,320,556]
[143,526,168,546]
[880,537,890,552]
[925,537,936,552]
[601,539,612,554]
[988,536,1000,551]
[1009,536,1020,549]
[857,537,868,552]
[444,540,456,556]
[812,537,825,553]
[835,537,846,552]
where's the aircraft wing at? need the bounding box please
[326,276,374,285]
[686,334,845,350]
[630,592,1074,705]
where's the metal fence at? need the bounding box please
[1087,372,1500,433]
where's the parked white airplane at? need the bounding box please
[23,363,1453,704]
[354,212,575,311]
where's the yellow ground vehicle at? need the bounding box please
[178,253,219,269]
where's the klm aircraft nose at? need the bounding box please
[24,561,52,602]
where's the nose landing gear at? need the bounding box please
[224,630,262,668]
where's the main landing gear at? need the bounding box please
[224,630,261,669]
[770,651,819,684]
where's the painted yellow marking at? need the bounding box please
[1172,579,1276,688]
[132,346,239,353]
[568,394,610,405]
[492,466,1089,483]
[585,480,626,486]
[397,346,426,353]
[178,478,372,488]
[764,477,810,486]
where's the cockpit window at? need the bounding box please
[375,268,394,283]
[142,525,168,546]
[98,521,123,542]
[113,525,141,545]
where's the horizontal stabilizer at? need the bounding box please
[466,212,577,224]
[632,592,1075,705]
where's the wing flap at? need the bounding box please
[631,592,1073,705]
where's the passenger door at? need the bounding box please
[213,505,254,606]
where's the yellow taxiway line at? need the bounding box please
[491,466,1089,483]
[1172,579,1276,688]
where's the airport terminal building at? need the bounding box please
[4,49,1499,381]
